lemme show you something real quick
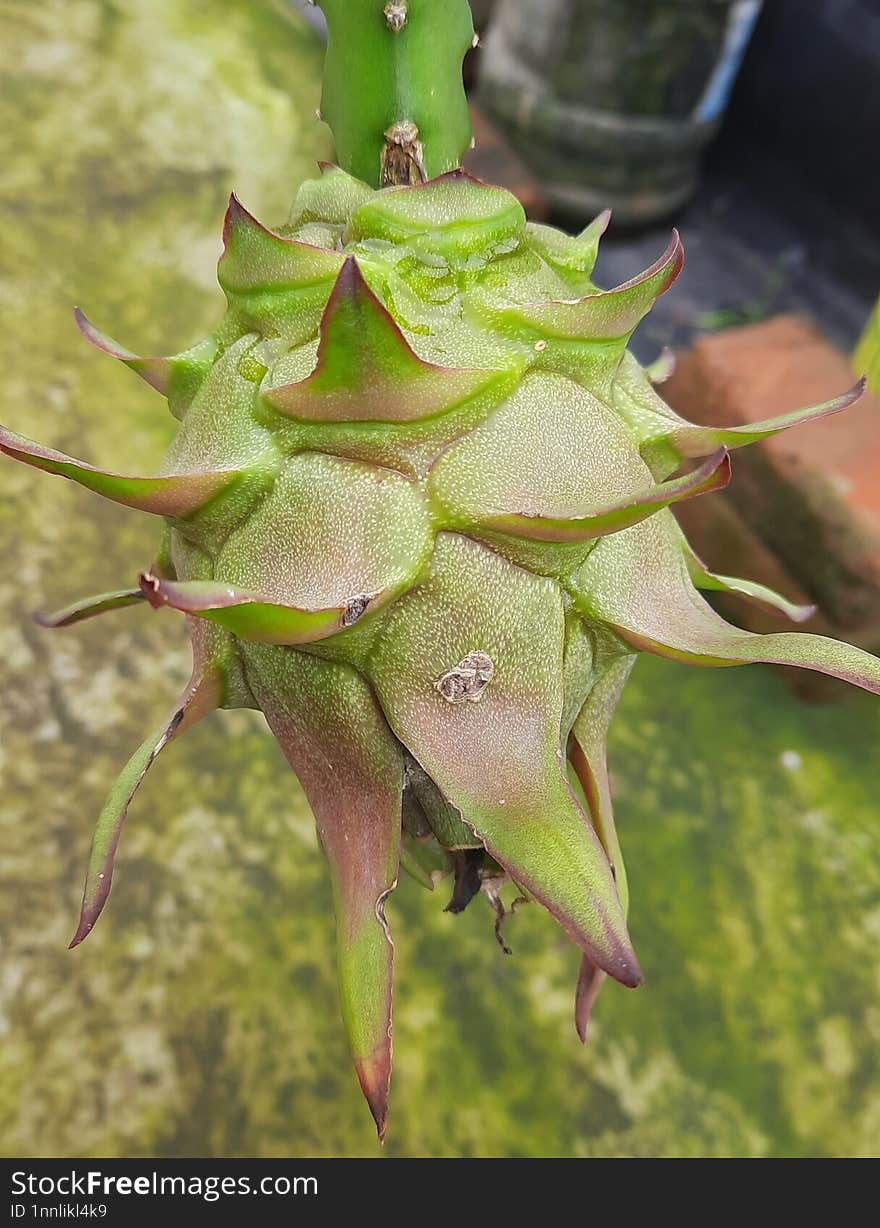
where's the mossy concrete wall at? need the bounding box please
[1,0,878,1158]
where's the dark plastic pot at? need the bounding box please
[478,0,763,224]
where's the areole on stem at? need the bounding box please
[316,0,475,186]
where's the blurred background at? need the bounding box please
[0,0,878,1158]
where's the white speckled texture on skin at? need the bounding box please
[430,372,653,522]
[573,510,880,692]
[217,452,433,609]
[365,533,640,985]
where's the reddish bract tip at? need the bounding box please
[590,208,612,239]
[319,256,403,345]
[74,307,170,395]
[575,956,607,1043]
[609,229,684,300]
[69,909,100,950]
[671,377,867,460]
[333,254,369,300]
[703,448,732,493]
[354,1048,392,1144]
[266,256,508,426]
[402,166,493,192]
[0,426,236,516]
[221,191,341,259]
[221,192,287,256]
[602,922,645,989]
[33,588,145,630]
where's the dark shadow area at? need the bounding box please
[529,0,879,361]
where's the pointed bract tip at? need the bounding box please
[73,306,125,356]
[73,307,115,351]
[221,192,320,258]
[405,167,493,191]
[69,907,99,950]
[819,375,866,414]
[591,208,612,238]
[320,256,403,341]
[611,944,644,990]
[73,307,170,395]
[337,253,365,290]
[73,305,118,351]
[575,957,606,1043]
[706,447,732,490]
[593,230,681,301]
[646,346,676,385]
[221,192,258,250]
[625,230,683,295]
[68,923,94,948]
[672,376,869,461]
[590,901,644,989]
[666,446,731,499]
[354,1049,392,1143]
[668,228,684,276]
[224,190,244,221]
[684,541,819,624]
[33,588,146,630]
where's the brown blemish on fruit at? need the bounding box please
[434,650,495,704]
[342,593,372,627]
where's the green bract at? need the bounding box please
[2,165,877,1139]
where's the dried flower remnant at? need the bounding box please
[434,651,495,704]
[384,3,408,33]
[381,120,426,186]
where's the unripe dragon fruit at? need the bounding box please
[1,0,878,1138]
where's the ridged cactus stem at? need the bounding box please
[316,0,475,187]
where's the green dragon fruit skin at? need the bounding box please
[1,164,877,1140]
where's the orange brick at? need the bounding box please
[665,317,880,638]
[675,495,873,702]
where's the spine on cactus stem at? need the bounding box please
[316,0,475,187]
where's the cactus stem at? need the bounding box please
[317,0,474,188]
